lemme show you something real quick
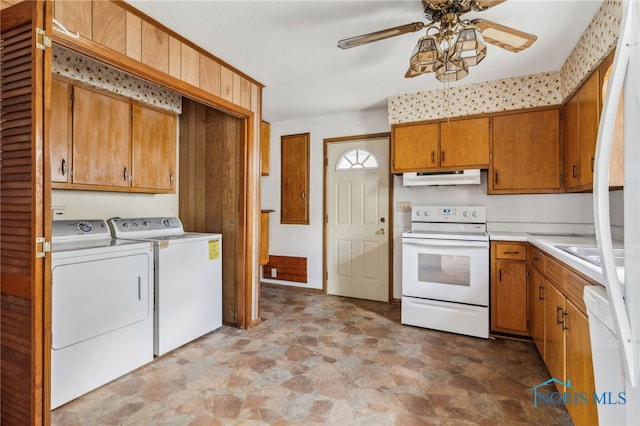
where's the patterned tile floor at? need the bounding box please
[52,286,572,425]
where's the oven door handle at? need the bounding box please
[402,239,489,249]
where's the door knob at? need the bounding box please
[380,217,386,223]
[378,228,385,235]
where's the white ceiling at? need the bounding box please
[126,0,604,123]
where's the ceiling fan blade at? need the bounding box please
[472,0,507,11]
[337,22,425,49]
[472,18,537,53]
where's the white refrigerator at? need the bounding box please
[587,0,640,424]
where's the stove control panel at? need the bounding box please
[412,206,486,223]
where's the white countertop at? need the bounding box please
[489,232,625,286]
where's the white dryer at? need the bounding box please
[109,217,222,356]
[51,219,154,409]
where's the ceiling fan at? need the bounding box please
[337,0,537,82]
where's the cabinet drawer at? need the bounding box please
[545,256,565,288]
[495,243,527,260]
[528,246,546,273]
[564,270,595,315]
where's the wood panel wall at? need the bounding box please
[179,98,245,327]
[50,0,259,110]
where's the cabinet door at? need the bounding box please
[439,117,490,169]
[563,92,580,189]
[131,103,176,191]
[50,78,72,183]
[578,71,600,186]
[492,259,528,334]
[281,133,309,224]
[261,121,270,176]
[529,267,545,358]
[490,109,561,193]
[72,86,131,187]
[391,123,438,172]
[544,282,566,391]
[565,301,598,426]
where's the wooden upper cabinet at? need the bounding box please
[439,117,490,169]
[578,71,600,187]
[490,108,562,194]
[261,121,271,176]
[392,123,438,172]
[281,133,310,224]
[50,78,72,183]
[131,103,177,191]
[392,117,489,173]
[563,92,580,189]
[72,85,131,187]
[52,80,177,193]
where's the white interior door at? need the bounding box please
[326,137,390,301]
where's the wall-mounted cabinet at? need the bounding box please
[391,117,490,173]
[563,71,600,190]
[489,108,562,194]
[281,133,310,224]
[261,121,271,176]
[51,78,176,193]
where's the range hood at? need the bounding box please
[403,169,481,186]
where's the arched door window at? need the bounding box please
[335,148,379,170]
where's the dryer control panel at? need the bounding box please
[109,217,184,238]
[52,219,110,241]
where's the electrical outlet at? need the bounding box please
[397,202,412,213]
[52,206,66,218]
[271,268,277,278]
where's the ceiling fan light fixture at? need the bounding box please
[435,56,469,82]
[409,36,444,74]
[449,26,487,67]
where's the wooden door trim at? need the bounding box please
[322,133,393,302]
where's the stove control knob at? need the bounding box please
[472,211,479,218]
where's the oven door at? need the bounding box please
[402,237,489,306]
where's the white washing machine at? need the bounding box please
[51,219,154,409]
[109,217,222,356]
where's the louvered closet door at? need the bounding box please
[1,1,52,424]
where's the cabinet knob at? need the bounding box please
[123,167,129,181]
[170,172,174,183]
[431,152,435,163]
[61,159,66,176]
[441,151,445,163]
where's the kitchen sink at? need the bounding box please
[555,245,625,268]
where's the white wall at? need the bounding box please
[261,108,391,290]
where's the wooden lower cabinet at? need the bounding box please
[490,242,528,335]
[529,266,545,357]
[527,244,598,425]
[544,282,567,392]
[565,300,598,426]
